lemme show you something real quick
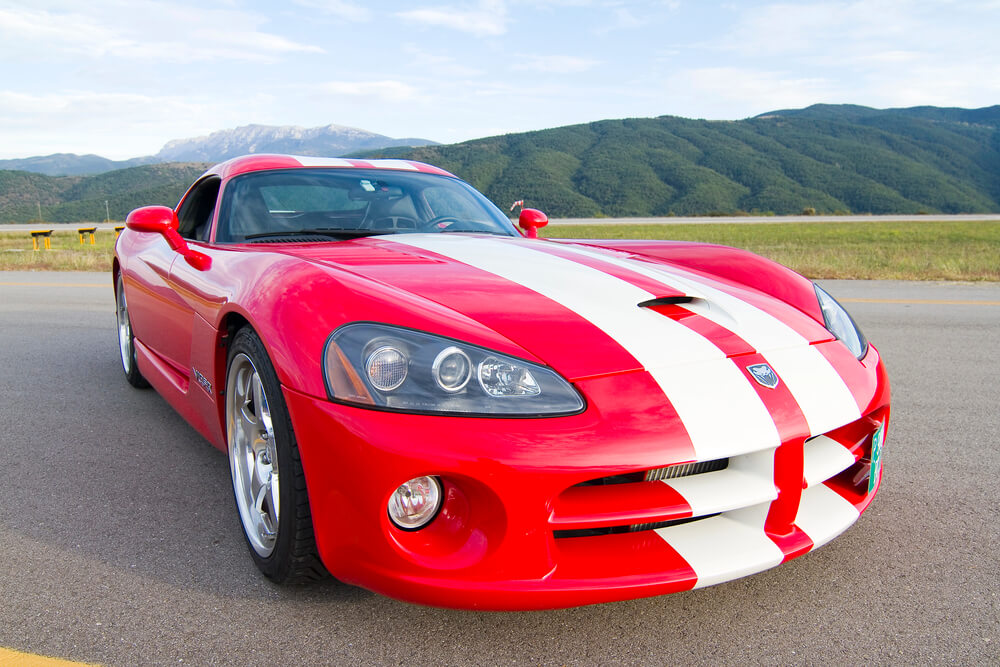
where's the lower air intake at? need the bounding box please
[644,458,727,481]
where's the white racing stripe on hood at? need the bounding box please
[389,234,780,459]
[553,243,862,436]
[292,156,355,167]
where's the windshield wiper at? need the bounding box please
[244,229,386,241]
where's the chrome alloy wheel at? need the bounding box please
[116,275,132,374]
[227,353,281,557]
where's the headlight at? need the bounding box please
[323,323,585,416]
[815,284,868,359]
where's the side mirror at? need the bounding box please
[517,208,548,239]
[126,205,178,234]
[125,205,212,271]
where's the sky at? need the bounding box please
[1,0,999,160]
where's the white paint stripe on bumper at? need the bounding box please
[663,448,776,516]
[795,484,860,549]
[802,435,857,488]
[656,504,784,589]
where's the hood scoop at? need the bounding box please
[638,296,696,308]
[639,294,742,333]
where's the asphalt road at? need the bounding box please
[0,272,997,665]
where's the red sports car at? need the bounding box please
[114,154,889,610]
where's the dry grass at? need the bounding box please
[542,220,1000,281]
[3,220,997,280]
[0,227,116,272]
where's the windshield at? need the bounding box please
[214,168,518,243]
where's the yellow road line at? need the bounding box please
[0,647,98,666]
[841,298,1000,306]
[0,282,107,288]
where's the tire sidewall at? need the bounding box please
[226,327,300,582]
[116,272,148,388]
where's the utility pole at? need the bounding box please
[105,200,111,223]
[37,201,42,222]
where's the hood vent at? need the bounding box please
[249,236,328,244]
[637,296,695,308]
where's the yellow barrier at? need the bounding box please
[115,225,125,237]
[30,230,53,251]
[77,226,97,245]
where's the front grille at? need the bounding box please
[575,458,728,488]
[553,458,730,537]
[644,459,728,481]
[632,460,727,531]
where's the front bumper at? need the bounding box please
[285,344,890,610]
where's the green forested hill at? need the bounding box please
[3,105,1000,222]
[0,163,208,223]
[370,104,1000,217]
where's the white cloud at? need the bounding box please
[667,67,843,118]
[316,80,420,102]
[681,0,1000,115]
[401,45,486,77]
[0,2,324,63]
[398,0,508,36]
[512,55,599,74]
[0,90,230,158]
[611,7,642,29]
[291,0,372,21]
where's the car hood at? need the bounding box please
[273,233,838,383]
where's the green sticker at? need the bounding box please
[868,423,884,494]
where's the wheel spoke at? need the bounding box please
[254,475,277,538]
[226,350,282,558]
[269,470,280,521]
[239,368,257,427]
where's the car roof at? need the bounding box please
[206,154,457,180]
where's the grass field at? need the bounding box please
[543,220,1000,281]
[0,227,117,272]
[1,220,997,280]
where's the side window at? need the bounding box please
[177,177,221,241]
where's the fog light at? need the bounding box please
[365,345,407,391]
[387,476,442,530]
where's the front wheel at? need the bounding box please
[225,326,326,583]
[115,272,149,388]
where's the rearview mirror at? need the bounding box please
[518,208,548,239]
[125,205,211,271]
[126,206,178,234]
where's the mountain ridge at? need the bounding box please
[2,105,999,222]
[0,123,437,176]
[364,104,1000,217]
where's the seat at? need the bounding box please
[228,187,274,240]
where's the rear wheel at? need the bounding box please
[225,326,326,583]
[115,272,149,388]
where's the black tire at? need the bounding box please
[225,326,327,584]
[115,272,149,389]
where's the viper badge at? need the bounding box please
[747,363,780,389]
